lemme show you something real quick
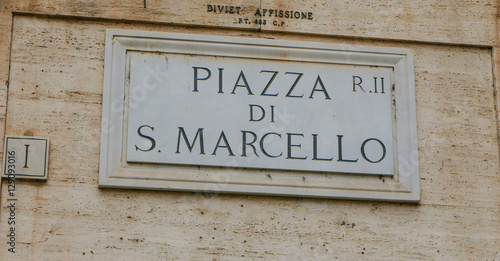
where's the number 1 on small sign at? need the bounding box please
[23,144,29,168]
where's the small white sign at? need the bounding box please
[99,30,419,202]
[2,136,49,180]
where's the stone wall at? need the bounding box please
[0,1,499,260]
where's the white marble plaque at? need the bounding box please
[99,30,419,202]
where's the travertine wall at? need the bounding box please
[0,1,499,260]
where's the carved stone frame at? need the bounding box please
[99,29,419,202]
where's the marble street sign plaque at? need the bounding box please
[99,30,419,202]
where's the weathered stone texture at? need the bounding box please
[261,0,497,46]
[0,14,497,260]
[0,0,496,45]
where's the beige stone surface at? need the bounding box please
[3,185,500,260]
[0,10,14,195]
[0,14,498,260]
[0,0,496,46]
[260,0,497,46]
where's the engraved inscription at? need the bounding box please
[206,4,314,27]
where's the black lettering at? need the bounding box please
[218,68,224,93]
[249,104,265,122]
[260,132,282,158]
[212,131,235,156]
[309,76,331,100]
[260,70,279,96]
[23,144,29,168]
[135,125,156,152]
[312,134,333,161]
[285,72,304,98]
[231,71,253,95]
[176,127,205,154]
[241,131,259,157]
[352,76,365,92]
[193,67,211,92]
[381,77,385,94]
[361,138,386,163]
[270,105,275,123]
[287,133,307,160]
[337,135,358,162]
[370,77,386,94]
